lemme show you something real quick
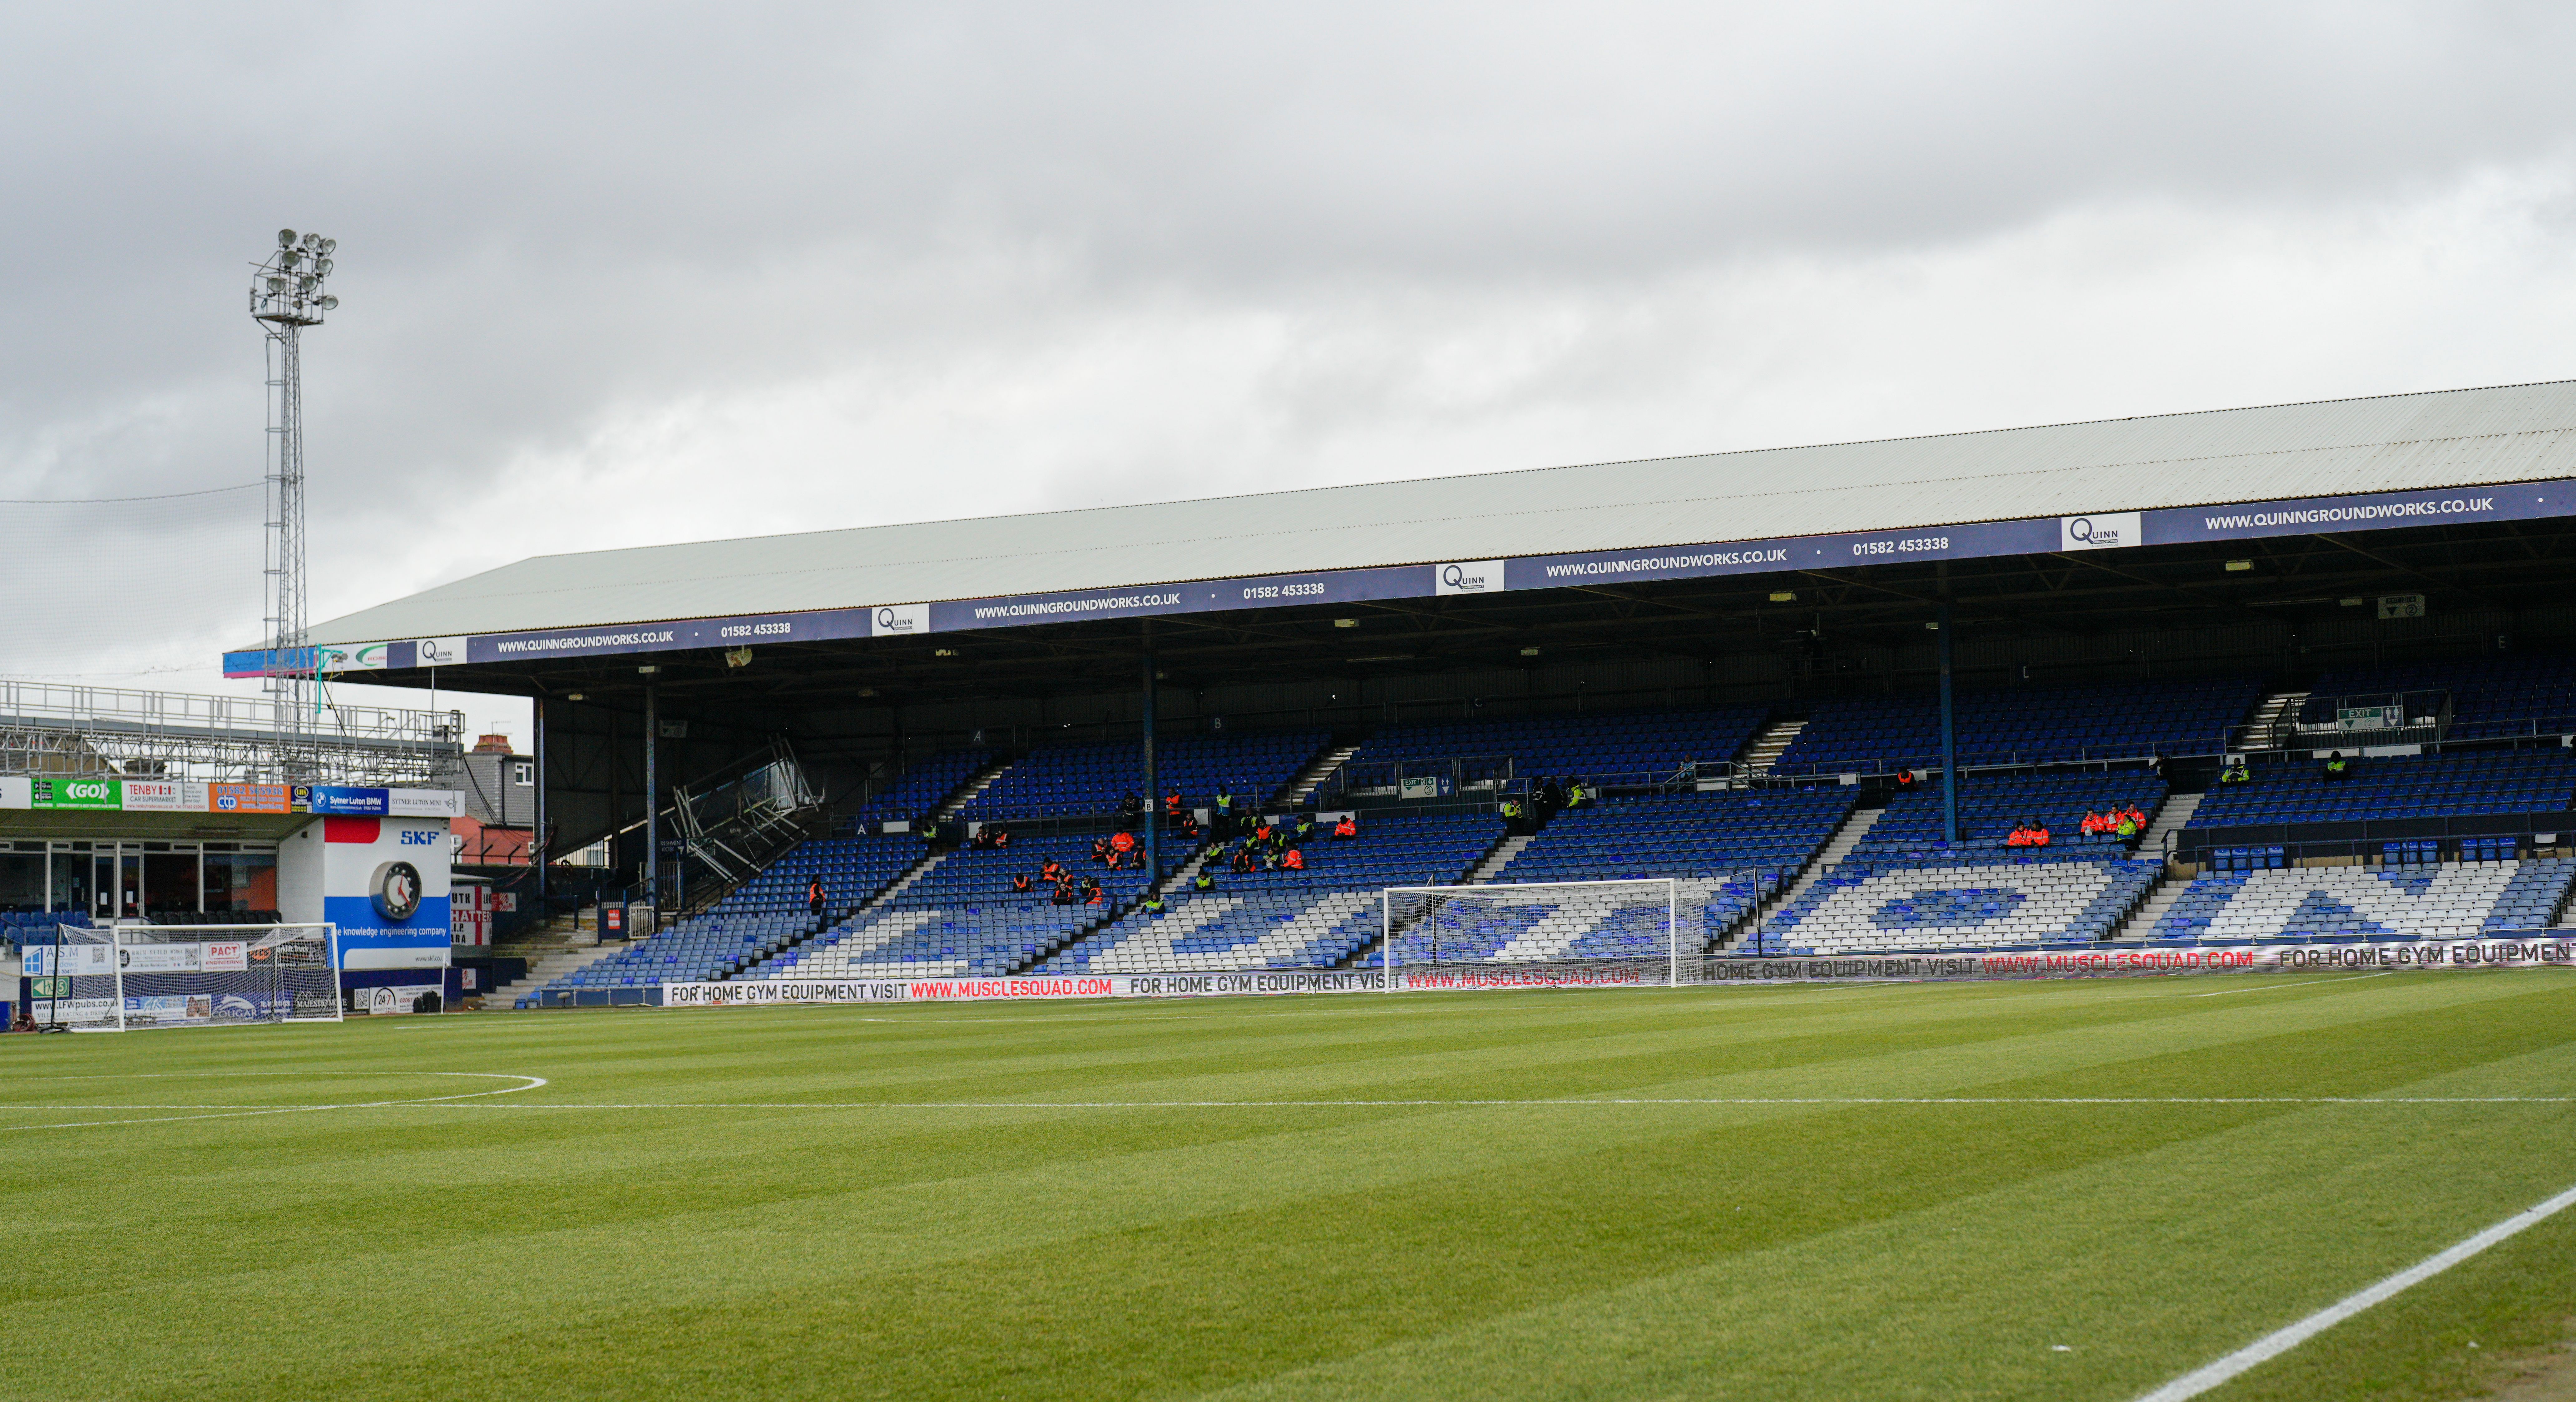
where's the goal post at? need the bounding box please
[27,923,342,1031]
[1380,879,1683,984]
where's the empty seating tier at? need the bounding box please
[962,731,1325,822]
[2191,750,2576,827]
[2152,858,2576,941]
[846,748,991,829]
[1759,856,2161,953]
[1487,787,1856,945]
[1348,706,1773,787]
[2304,654,2576,740]
[542,834,925,996]
[1773,678,2261,775]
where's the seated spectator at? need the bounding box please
[1141,893,1166,916]
[1118,791,1146,824]
[1192,869,1216,892]
[2218,757,2251,785]
[2322,751,2352,782]
[1110,830,1137,859]
[990,826,1011,849]
[1894,766,1920,794]
[1039,858,1064,883]
[2078,809,2107,837]
[2120,802,2148,829]
[1332,814,1358,840]
[1501,798,1530,835]
[1010,873,1032,894]
[2113,809,2140,840]
[1282,846,1306,871]
[1089,836,1111,865]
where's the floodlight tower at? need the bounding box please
[249,229,339,776]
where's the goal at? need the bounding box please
[1380,880,1683,983]
[26,923,342,1031]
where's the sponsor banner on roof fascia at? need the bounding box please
[314,641,396,673]
[120,780,208,812]
[30,778,119,810]
[933,565,1427,633]
[0,776,26,810]
[258,477,2576,673]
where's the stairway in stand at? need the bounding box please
[1718,804,1881,949]
[2108,792,2202,941]
[1738,718,1806,776]
[1273,742,1360,809]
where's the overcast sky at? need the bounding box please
[6,2,2576,745]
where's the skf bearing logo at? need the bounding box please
[370,860,424,922]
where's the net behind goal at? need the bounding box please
[26,924,341,1031]
[1381,880,1683,981]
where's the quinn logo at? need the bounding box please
[370,860,424,922]
[1435,560,1506,596]
[2059,513,2141,551]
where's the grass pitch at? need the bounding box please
[7,972,2576,1401]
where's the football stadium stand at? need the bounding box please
[2190,749,2576,827]
[1039,813,1500,974]
[2151,855,2576,941]
[1856,770,2167,856]
[753,829,1174,980]
[2301,655,2576,740]
[538,833,931,998]
[960,730,1327,821]
[1481,788,1855,949]
[844,748,993,829]
[1341,706,1773,789]
[1756,853,2165,954]
[1771,678,2263,776]
[510,638,2576,995]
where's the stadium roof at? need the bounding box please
[258,377,2576,677]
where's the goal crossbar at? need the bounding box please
[1380,879,1682,986]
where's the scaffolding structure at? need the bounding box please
[0,681,461,787]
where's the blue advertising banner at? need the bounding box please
[224,476,2576,676]
[298,785,389,815]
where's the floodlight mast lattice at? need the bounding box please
[248,230,339,780]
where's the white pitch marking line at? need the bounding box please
[255,1095,2575,1111]
[2136,1177,2576,1401]
[0,1073,547,1132]
[2191,973,2393,997]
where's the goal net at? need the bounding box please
[26,923,341,1031]
[1381,880,1684,983]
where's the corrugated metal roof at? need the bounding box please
[307,378,2576,646]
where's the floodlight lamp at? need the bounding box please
[319,238,336,255]
[315,258,333,276]
[277,229,298,248]
[280,250,300,269]
[299,275,317,293]
[303,232,323,251]
[318,295,338,310]
[266,276,285,292]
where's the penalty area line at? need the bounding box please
[325,1095,2574,1111]
[2136,1178,2576,1401]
